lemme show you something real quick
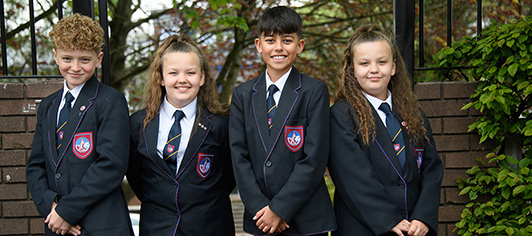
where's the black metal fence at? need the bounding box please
[1,1,484,85]
[0,0,111,85]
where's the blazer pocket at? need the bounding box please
[280,119,307,156]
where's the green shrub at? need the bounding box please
[431,16,532,235]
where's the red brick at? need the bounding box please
[445,187,470,204]
[445,151,494,168]
[442,169,469,187]
[420,100,469,118]
[434,135,469,151]
[3,133,34,149]
[446,223,460,236]
[0,116,25,132]
[27,116,37,132]
[26,81,62,98]
[3,201,40,217]
[442,81,478,99]
[470,135,497,151]
[438,223,447,236]
[439,205,465,222]
[415,82,441,100]
[3,167,26,183]
[0,184,28,200]
[30,218,46,234]
[0,218,28,235]
[0,150,26,166]
[443,117,477,134]
[0,99,38,115]
[428,118,441,134]
[0,83,24,99]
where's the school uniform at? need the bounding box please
[127,100,235,236]
[328,98,443,236]
[229,67,337,235]
[26,76,133,236]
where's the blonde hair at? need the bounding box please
[335,25,426,145]
[143,34,227,129]
[49,13,104,53]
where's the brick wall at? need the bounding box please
[415,81,496,236]
[0,81,62,235]
[0,80,492,235]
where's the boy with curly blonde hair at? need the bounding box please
[26,13,133,236]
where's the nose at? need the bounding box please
[274,40,283,51]
[369,63,379,73]
[71,60,81,71]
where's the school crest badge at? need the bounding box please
[73,132,93,159]
[415,148,424,172]
[197,153,213,179]
[285,126,304,152]
[59,131,64,140]
[394,144,401,152]
[166,145,175,153]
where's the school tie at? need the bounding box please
[267,84,279,131]
[56,92,74,150]
[379,103,406,168]
[163,110,185,176]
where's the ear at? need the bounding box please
[391,59,396,76]
[53,49,58,64]
[254,38,262,54]
[200,71,205,87]
[96,51,104,67]
[296,38,305,54]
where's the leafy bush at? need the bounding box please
[431,16,532,235]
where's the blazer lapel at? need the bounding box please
[268,67,301,149]
[177,108,211,178]
[371,106,404,172]
[144,114,174,176]
[47,92,62,164]
[251,74,270,153]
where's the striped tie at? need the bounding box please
[57,92,74,150]
[163,110,185,176]
[379,103,406,168]
[267,84,279,131]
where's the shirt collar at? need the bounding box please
[62,81,85,100]
[363,90,393,111]
[161,96,197,120]
[265,67,292,92]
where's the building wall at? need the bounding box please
[0,81,493,235]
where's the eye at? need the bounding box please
[379,60,387,64]
[359,62,368,66]
[187,71,196,75]
[265,38,274,43]
[283,39,294,43]
[81,58,91,63]
[62,57,72,61]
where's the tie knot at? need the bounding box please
[65,92,74,103]
[174,110,185,121]
[379,102,392,114]
[268,84,279,96]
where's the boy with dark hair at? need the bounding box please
[229,6,337,236]
[26,13,133,236]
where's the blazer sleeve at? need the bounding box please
[229,87,271,215]
[54,91,131,225]
[410,110,443,233]
[26,99,58,217]
[126,113,144,200]
[268,82,331,222]
[328,102,404,235]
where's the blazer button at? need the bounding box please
[401,211,406,218]
[55,173,62,179]
[399,182,405,188]
[265,161,272,167]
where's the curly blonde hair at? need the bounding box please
[143,34,228,129]
[335,25,426,145]
[49,13,104,53]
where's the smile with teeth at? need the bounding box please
[272,55,286,59]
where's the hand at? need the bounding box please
[390,219,411,236]
[254,206,290,234]
[407,220,429,236]
[45,202,81,235]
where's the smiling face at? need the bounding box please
[53,48,103,90]
[160,51,205,109]
[255,32,304,82]
[353,40,396,101]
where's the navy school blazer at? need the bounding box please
[26,76,133,236]
[328,100,443,236]
[229,67,337,235]
[127,107,235,236]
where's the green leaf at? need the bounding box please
[508,63,518,77]
[460,186,471,195]
[502,187,511,199]
[519,158,530,168]
[513,185,526,195]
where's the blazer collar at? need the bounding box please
[370,104,405,173]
